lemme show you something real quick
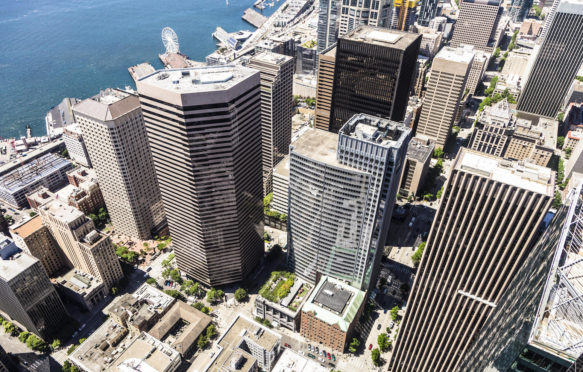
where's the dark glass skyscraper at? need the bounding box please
[517,0,583,118]
[418,0,440,26]
[317,0,340,52]
[329,26,421,133]
[509,0,533,22]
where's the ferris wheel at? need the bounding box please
[161,27,180,54]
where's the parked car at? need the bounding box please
[327,353,331,360]
[307,353,315,359]
[332,354,336,361]
[315,347,319,354]
[307,344,311,351]
[389,321,395,329]
[369,344,373,350]
[377,324,382,330]
[284,343,291,348]
[146,267,152,272]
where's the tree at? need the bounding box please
[371,348,381,366]
[29,211,37,217]
[348,337,360,353]
[169,269,182,284]
[557,136,565,149]
[235,288,248,302]
[493,47,500,58]
[433,147,444,159]
[146,277,156,285]
[436,186,444,199]
[61,148,69,158]
[390,306,400,321]
[3,215,14,225]
[217,289,224,299]
[3,321,17,336]
[111,287,118,296]
[51,339,61,350]
[164,289,185,301]
[553,191,562,209]
[264,193,273,208]
[19,331,30,343]
[264,232,271,241]
[26,334,48,352]
[206,324,218,339]
[412,242,426,267]
[197,335,209,349]
[63,361,81,372]
[378,333,390,351]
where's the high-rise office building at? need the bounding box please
[418,0,440,26]
[390,0,418,31]
[0,239,67,339]
[517,0,583,118]
[540,0,560,39]
[416,46,474,148]
[73,89,166,240]
[338,0,392,37]
[315,46,337,131]
[248,52,294,195]
[459,183,583,371]
[389,149,554,372]
[137,66,264,287]
[287,114,411,291]
[330,26,421,133]
[317,0,340,52]
[450,0,503,53]
[509,0,533,22]
[62,124,92,168]
[38,197,123,289]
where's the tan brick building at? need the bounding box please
[300,276,365,353]
[314,46,336,131]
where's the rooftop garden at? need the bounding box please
[288,282,311,312]
[259,271,295,303]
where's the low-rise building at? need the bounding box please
[111,332,181,372]
[470,99,515,157]
[255,275,312,331]
[148,301,212,356]
[0,153,73,208]
[53,268,106,311]
[10,216,66,276]
[505,115,556,167]
[206,314,282,372]
[411,56,429,98]
[399,138,434,197]
[300,276,366,353]
[417,27,443,58]
[0,240,68,339]
[272,348,329,372]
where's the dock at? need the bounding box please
[243,8,268,28]
[128,63,155,82]
[159,52,190,69]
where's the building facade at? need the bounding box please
[330,26,421,133]
[338,0,392,37]
[137,66,264,287]
[62,124,92,168]
[516,0,583,118]
[317,0,340,52]
[399,138,434,197]
[73,89,166,239]
[450,0,503,53]
[418,0,440,26]
[249,52,294,195]
[287,115,410,291]
[271,156,290,215]
[0,248,68,339]
[315,46,337,131]
[416,46,474,148]
[10,216,66,277]
[389,149,554,372]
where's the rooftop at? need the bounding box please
[137,65,258,94]
[273,156,290,179]
[133,283,175,312]
[406,138,434,163]
[41,199,84,224]
[111,332,181,372]
[0,252,38,283]
[302,276,366,332]
[291,129,352,171]
[343,26,420,50]
[73,89,140,122]
[0,153,72,194]
[513,113,558,148]
[435,46,475,64]
[148,301,211,355]
[272,348,329,372]
[10,215,44,239]
[456,148,554,195]
[54,268,103,296]
[340,113,411,148]
[250,51,293,65]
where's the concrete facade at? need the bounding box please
[399,138,434,197]
[450,0,503,53]
[314,46,336,131]
[73,89,166,239]
[62,124,92,168]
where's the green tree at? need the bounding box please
[436,186,444,199]
[264,193,273,208]
[146,277,156,285]
[348,337,360,353]
[390,306,400,321]
[433,147,444,159]
[197,335,209,349]
[164,289,185,301]
[493,47,500,58]
[235,288,248,302]
[19,331,30,343]
[61,148,69,158]
[553,191,562,209]
[412,242,426,267]
[207,288,219,303]
[63,361,81,372]
[169,269,182,284]
[26,334,48,352]
[371,348,381,366]
[264,232,272,241]
[557,136,565,149]
[377,333,390,351]
[51,339,61,350]
[67,344,78,355]
[3,215,14,225]
[111,287,118,296]
[29,211,37,218]
[3,321,17,336]
[206,324,218,339]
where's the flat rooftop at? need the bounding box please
[41,199,84,224]
[302,276,366,332]
[273,156,290,179]
[313,280,352,314]
[344,26,420,50]
[55,268,102,296]
[0,252,36,281]
[11,215,44,239]
[138,65,257,94]
[132,283,175,312]
[435,46,475,64]
[272,348,329,372]
[514,113,558,148]
[341,113,411,148]
[73,89,140,122]
[111,332,181,372]
[251,51,293,65]
[0,153,71,194]
[291,129,353,171]
[456,148,554,195]
[407,138,434,163]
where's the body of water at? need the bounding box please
[0,0,281,138]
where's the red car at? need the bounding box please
[327,353,331,360]
[284,343,291,348]
[369,344,373,350]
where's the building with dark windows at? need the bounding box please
[287,114,410,291]
[418,0,440,26]
[509,0,533,22]
[317,0,340,52]
[329,26,421,133]
[137,66,264,287]
[517,0,583,118]
[389,148,554,372]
